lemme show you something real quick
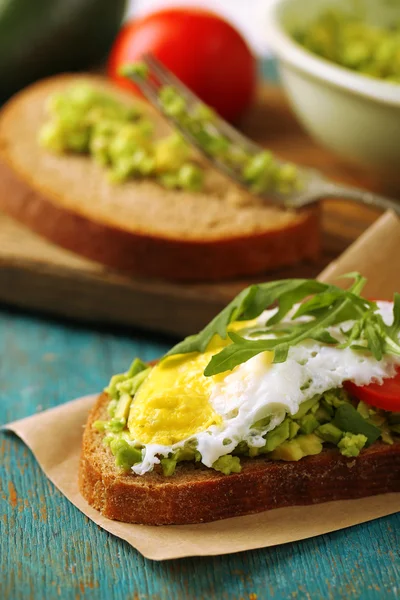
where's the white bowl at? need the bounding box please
[264,0,400,177]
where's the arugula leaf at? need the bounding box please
[265,280,328,325]
[205,294,357,375]
[165,272,400,377]
[165,278,330,357]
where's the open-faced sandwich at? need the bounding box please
[79,274,400,525]
[0,74,319,281]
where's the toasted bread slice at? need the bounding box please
[0,74,320,282]
[79,393,400,525]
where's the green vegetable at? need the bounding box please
[154,133,189,172]
[105,358,150,401]
[109,437,142,471]
[322,389,348,408]
[165,273,400,377]
[261,420,290,453]
[294,11,400,84]
[106,417,126,433]
[114,393,132,421]
[39,83,203,192]
[270,434,323,461]
[119,62,149,81]
[107,399,118,418]
[117,368,151,397]
[161,457,177,477]
[356,400,372,419]
[333,403,381,445]
[298,413,320,435]
[338,433,368,458]
[177,163,203,192]
[122,66,302,197]
[316,423,343,445]
[288,420,301,439]
[314,405,332,424]
[292,396,320,419]
[93,420,107,432]
[212,455,241,475]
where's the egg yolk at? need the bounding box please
[128,320,256,445]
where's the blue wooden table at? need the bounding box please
[1,305,399,600]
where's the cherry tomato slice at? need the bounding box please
[344,369,400,412]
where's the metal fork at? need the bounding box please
[125,53,400,216]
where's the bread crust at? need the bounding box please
[79,393,400,525]
[0,74,320,282]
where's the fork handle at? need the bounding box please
[321,182,400,216]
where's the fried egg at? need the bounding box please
[128,301,400,475]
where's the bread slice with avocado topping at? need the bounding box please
[79,276,400,525]
[79,392,400,525]
[0,73,320,282]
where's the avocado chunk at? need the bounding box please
[118,367,151,396]
[161,458,177,477]
[288,420,300,439]
[127,358,149,378]
[154,133,189,172]
[323,389,348,408]
[316,423,343,445]
[261,419,290,453]
[297,434,324,455]
[106,417,126,433]
[109,437,142,471]
[298,413,320,434]
[175,447,196,462]
[356,400,371,420]
[270,434,323,461]
[212,455,241,475]
[106,374,126,401]
[232,441,249,456]
[114,393,132,422]
[333,403,381,445]
[292,396,320,419]
[314,405,332,424]
[93,420,107,432]
[338,433,367,457]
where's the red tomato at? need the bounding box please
[344,370,400,412]
[344,298,400,412]
[108,9,256,122]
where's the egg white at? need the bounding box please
[131,301,400,475]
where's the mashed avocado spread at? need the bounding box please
[294,11,400,83]
[94,357,400,476]
[38,77,300,195]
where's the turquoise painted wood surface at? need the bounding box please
[1,306,399,600]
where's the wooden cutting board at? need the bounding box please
[0,84,393,337]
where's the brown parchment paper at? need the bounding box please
[5,210,400,561]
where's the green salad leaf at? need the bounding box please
[166,273,400,376]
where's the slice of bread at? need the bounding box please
[79,393,400,525]
[0,74,320,281]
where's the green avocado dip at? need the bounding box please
[94,358,399,476]
[294,11,400,83]
[38,75,301,195]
